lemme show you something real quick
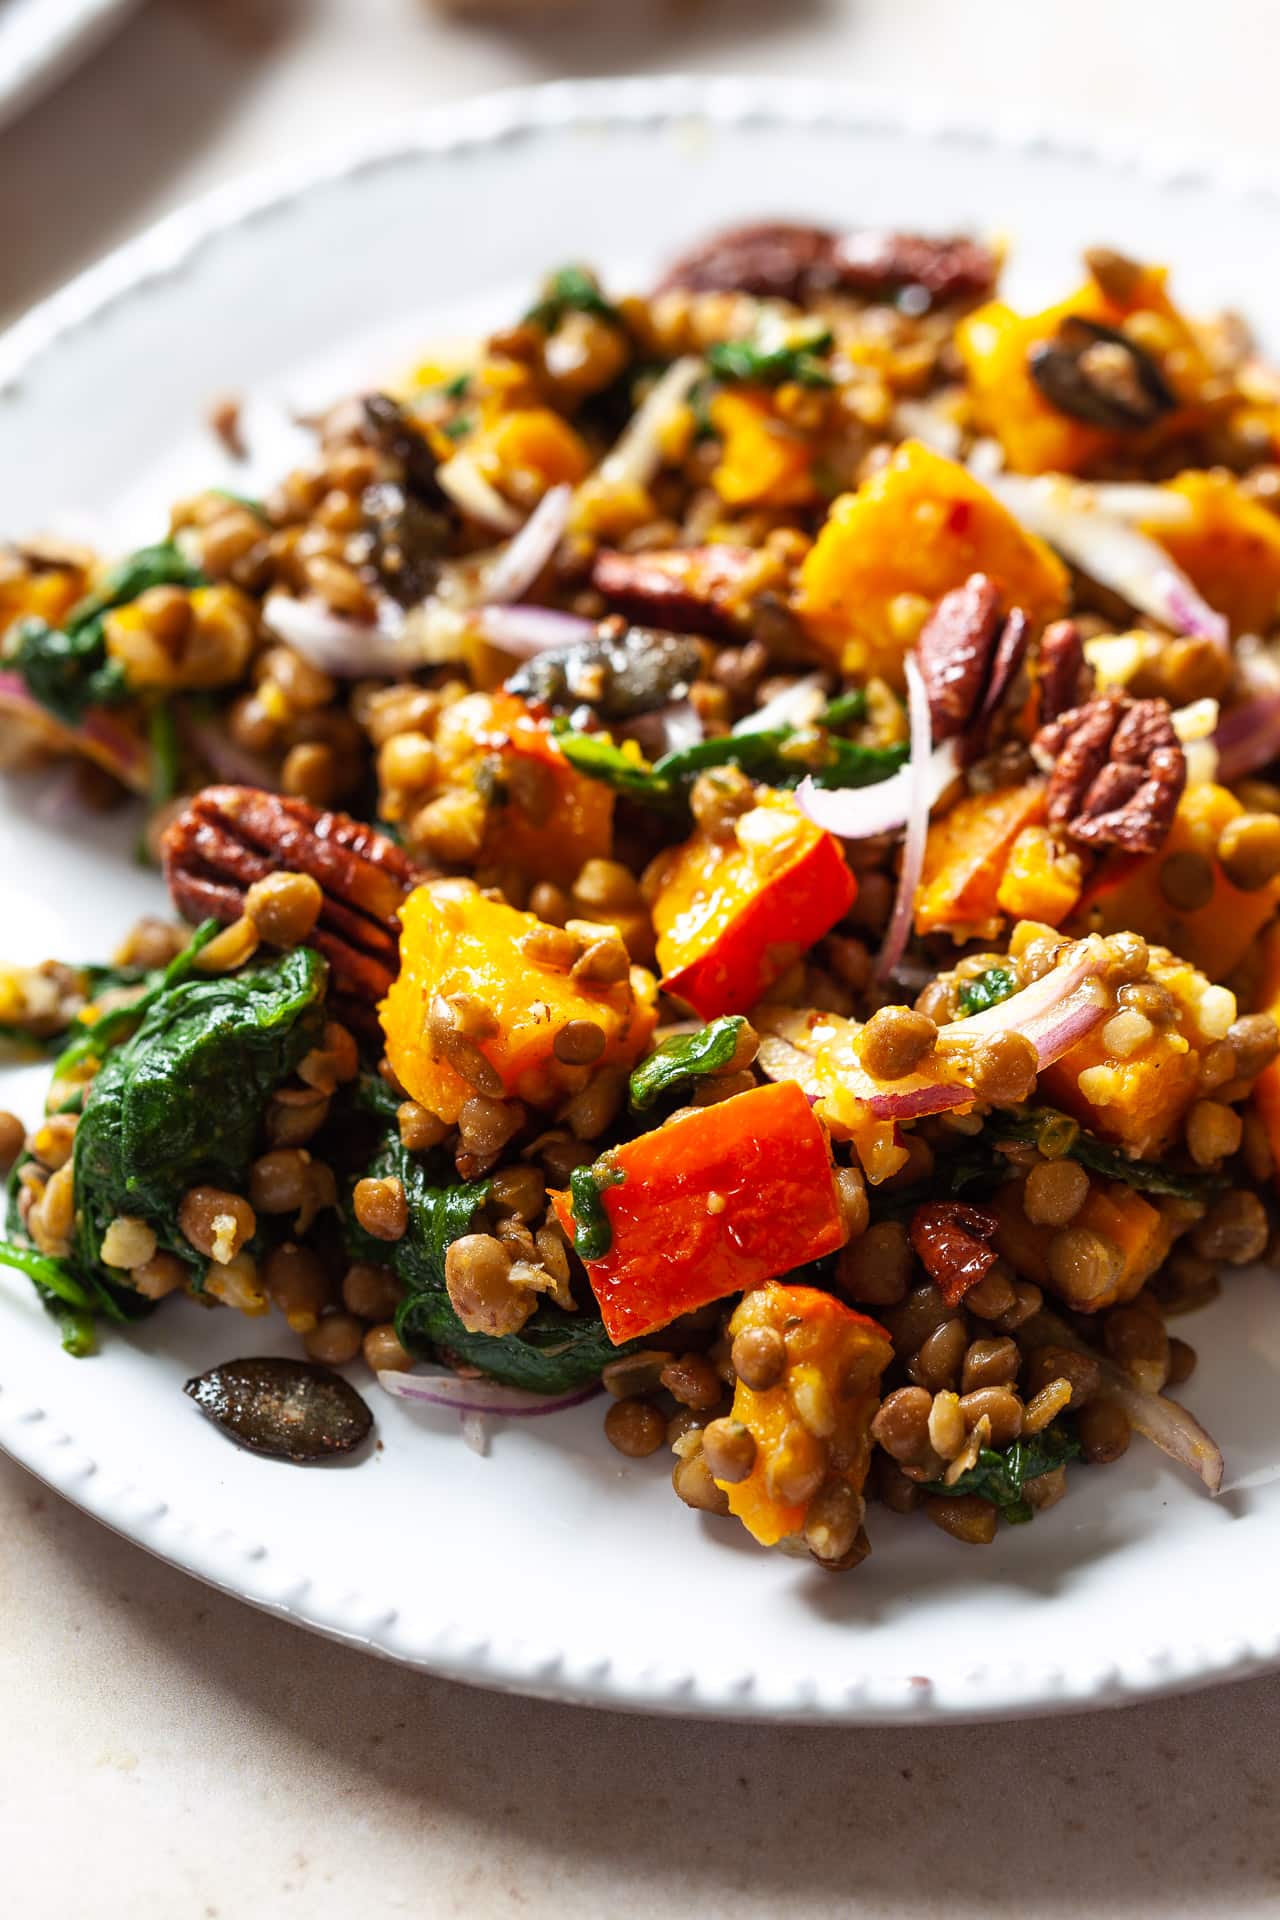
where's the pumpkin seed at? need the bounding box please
[184,1356,373,1462]
[1027,316,1176,430]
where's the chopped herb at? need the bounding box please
[956,966,1018,1016]
[441,372,471,400]
[925,1422,1080,1524]
[707,322,834,389]
[525,265,621,332]
[555,729,680,807]
[994,1107,1224,1200]
[5,538,205,726]
[568,1158,625,1261]
[440,414,475,442]
[208,488,267,517]
[629,1016,746,1112]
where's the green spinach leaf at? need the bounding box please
[956,966,1018,1016]
[629,1016,746,1112]
[707,323,834,389]
[53,920,222,1078]
[525,266,621,332]
[925,1422,1080,1524]
[993,1107,1222,1201]
[72,946,327,1277]
[567,1157,625,1261]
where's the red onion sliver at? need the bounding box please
[595,356,703,492]
[378,1368,604,1418]
[262,592,413,678]
[1213,694,1280,784]
[437,451,522,532]
[481,483,573,605]
[472,604,598,657]
[0,671,150,791]
[795,738,959,840]
[875,653,932,981]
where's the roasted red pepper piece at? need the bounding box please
[551,1080,848,1343]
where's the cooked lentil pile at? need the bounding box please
[7,219,1280,1559]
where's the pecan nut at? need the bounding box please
[591,545,758,639]
[655,221,996,308]
[163,786,423,1008]
[916,575,1004,741]
[1036,617,1095,725]
[1035,695,1186,854]
[909,1202,999,1308]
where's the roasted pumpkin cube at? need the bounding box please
[915,782,1050,942]
[432,690,614,887]
[550,1082,848,1344]
[996,823,1083,927]
[648,789,856,1019]
[382,880,657,1124]
[992,1176,1174,1314]
[1078,783,1280,983]
[711,390,816,508]
[1040,945,1237,1157]
[796,441,1067,686]
[1145,472,1280,638]
[718,1282,892,1549]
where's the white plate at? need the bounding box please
[0,0,137,129]
[4,76,1280,1725]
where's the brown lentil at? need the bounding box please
[604,1397,667,1458]
[961,1336,1021,1393]
[837,1219,913,1308]
[1192,1190,1269,1265]
[131,1252,188,1300]
[1024,1343,1100,1406]
[1078,1397,1131,1465]
[363,1323,413,1374]
[244,871,323,946]
[1158,849,1215,911]
[249,1148,315,1215]
[924,1494,998,1545]
[1104,1307,1170,1393]
[730,1324,786,1391]
[701,1417,758,1483]
[1228,1013,1280,1080]
[873,1452,922,1513]
[444,1233,532,1337]
[352,1175,409,1242]
[908,1317,968,1393]
[265,1085,330,1147]
[1186,1098,1244,1167]
[671,1436,732,1515]
[553,1018,607,1066]
[859,1005,937,1080]
[397,1100,450,1154]
[1153,1247,1221,1316]
[1023,1158,1090,1227]
[870,1386,940,1476]
[964,1263,1018,1320]
[1046,1226,1122,1307]
[958,1385,1024,1448]
[262,1242,331,1331]
[765,1422,827,1506]
[804,1478,864,1566]
[342,1261,404,1322]
[178,1186,256,1264]
[1218,812,1280,891]
[1167,1335,1197,1386]
[659,1353,723,1411]
[304,1312,364,1366]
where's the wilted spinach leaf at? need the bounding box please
[707,323,834,389]
[992,1107,1222,1201]
[566,1157,625,1262]
[53,920,222,1078]
[5,539,204,725]
[956,966,1018,1017]
[629,1016,745,1112]
[925,1422,1080,1524]
[349,1128,628,1391]
[525,265,621,331]
[72,945,327,1278]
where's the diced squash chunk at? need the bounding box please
[432,690,614,887]
[796,442,1068,685]
[711,390,816,508]
[956,266,1211,475]
[0,563,87,639]
[996,824,1083,927]
[550,1082,847,1344]
[1078,783,1280,982]
[1146,472,1280,638]
[1040,944,1236,1157]
[475,407,592,495]
[915,783,1049,941]
[649,789,856,1019]
[382,880,656,1124]
[720,1282,892,1548]
[992,1176,1173,1313]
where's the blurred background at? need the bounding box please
[5,0,1280,330]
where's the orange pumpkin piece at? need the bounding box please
[382,880,657,1124]
[1040,945,1236,1158]
[1078,782,1280,983]
[991,1177,1172,1314]
[0,563,87,639]
[550,1082,848,1344]
[719,1282,892,1549]
[995,823,1083,927]
[477,407,592,495]
[649,789,856,1019]
[1145,472,1280,638]
[795,441,1067,686]
[915,782,1049,942]
[432,690,614,887]
[956,265,1212,475]
[710,389,816,508]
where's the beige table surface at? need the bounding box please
[5,3,1280,1914]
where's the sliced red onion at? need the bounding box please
[649,698,704,756]
[795,738,959,840]
[733,671,827,738]
[0,671,150,791]
[1028,1307,1223,1494]
[595,356,703,492]
[471,604,598,657]
[481,483,572,605]
[436,451,523,532]
[378,1367,603,1418]
[460,1411,490,1456]
[1090,483,1196,528]
[989,473,1229,648]
[875,654,932,981]
[178,710,280,791]
[262,592,413,678]
[1214,694,1280,784]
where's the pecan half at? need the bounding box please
[163,787,423,1008]
[1036,618,1095,725]
[909,1202,998,1308]
[1027,316,1176,431]
[592,545,758,639]
[916,575,1004,741]
[1035,695,1186,853]
[655,221,996,308]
